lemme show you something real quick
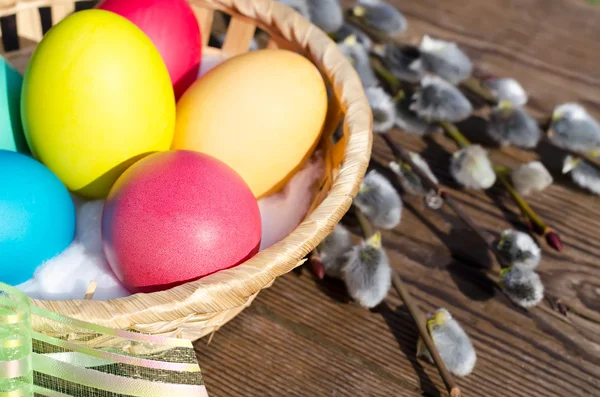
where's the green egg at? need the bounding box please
[0,57,28,153]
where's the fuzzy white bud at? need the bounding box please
[338,35,378,88]
[564,155,600,195]
[395,94,438,136]
[411,76,473,123]
[381,44,424,84]
[418,35,473,85]
[343,232,392,308]
[354,0,407,35]
[496,229,541,271]
[366,86,397,133]
[483,78,528,107]
[511,161,553,196]
[318,224,353,278]
[333,23,372,50]
[487,102,541,149]
[417,308,477,376]
[307,0,343,33]
[502,267,544,308]
[549,103,600,152]
[389,153,438,195]
[355,170,403,229]
[450,145,496,189]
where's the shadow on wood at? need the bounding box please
[377,302,442,397]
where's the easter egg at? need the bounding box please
[173,49,328,199]
[97,0,201,100]
[0,57,27,153]
[102,150,262,293]
[0,150,75,286]
[21,10,175,199]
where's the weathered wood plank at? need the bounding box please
[0,0,596,395]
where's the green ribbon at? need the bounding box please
[0,283,208,397]
[0,285,33,397]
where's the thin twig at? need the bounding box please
[438,122,563,251]
[495,167,563,251]
[370,56,400,92]
[380,135,542,316]
[345,10,567,314]
[439,122,470,148]
[390,273,462,397]
[354,205,376,237]
[494,166,547,233]
[537,116,552,132]
[353,206,462,397]
[380,133,510,266]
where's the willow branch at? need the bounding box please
[461,75,600,173]
[354,205,376,237]
[494,167,546,231]
[350,4,600,173]
[439,122,470,149]
[370,56,401,92]
[438,121,563,251]
[353,16,599,177]
[390,273,461,397]
[379,135,547,315]
[495,167,563,250]
[379,132,512,266]
[353,207,461,397]
[365,39,557,249]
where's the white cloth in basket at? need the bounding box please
[17,152,323,300]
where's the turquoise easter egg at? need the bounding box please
[0,58,27,153]
[0,150,75,285]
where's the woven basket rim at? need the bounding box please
[11,0,373,332]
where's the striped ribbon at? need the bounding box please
[0,283,208,397]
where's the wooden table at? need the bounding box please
[194,0,600,396]
[1,0,597,395]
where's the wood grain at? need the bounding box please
[196,0,600,396]
[0,0,596,394]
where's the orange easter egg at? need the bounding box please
[173,49,328,198]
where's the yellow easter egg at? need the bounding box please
[21,9,175,198]
[173,49,328,198]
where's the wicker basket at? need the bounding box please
[1,0,372,341]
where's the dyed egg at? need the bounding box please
[97,0,201,99]
[102,150,262,293]
[0,57,27,153]
[21,10,175,199]
[0,150,75,286]
[173,49,328,199]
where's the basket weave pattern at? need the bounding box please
[1,0,372,341]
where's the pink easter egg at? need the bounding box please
[97,0,201,100]
[101,150,261,293]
